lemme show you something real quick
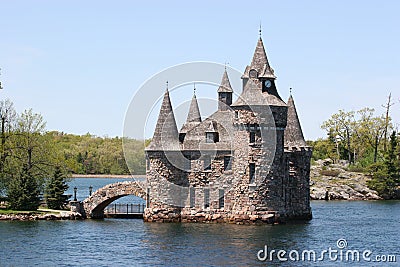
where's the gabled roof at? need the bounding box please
[242,37,276,79]
[284,95,307,148]
[181,110,235,152]
[217,69,233,93]
[146,88,180,151]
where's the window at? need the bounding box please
[235,111,239,119]
[204,188,210,208]
[146,187,150,207]
[218,189,224,208]
[204,156,211,171]
[206,132,218,143]
[249,132,256,143]
[189,187,195,208]
[224,156,232,171]
[179,133,186,143]
[146,156,150,170]
[219,92,227,101]
[249,163,255,184]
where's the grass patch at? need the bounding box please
[345,165,366,173]
[0,209,47,215]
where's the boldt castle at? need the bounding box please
[144,35,312,224]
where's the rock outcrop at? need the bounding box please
[310,159,381,200]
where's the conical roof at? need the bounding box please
[217,69,233,93]
[284,95,307,148]
[186,94,201,123]
[180,93,202,134]
[243,37,276,79]
[146,88,180,151]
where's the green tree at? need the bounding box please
[6,109,56,210]
[354,108,388,163]
[367,131,399,199]
[7,164,40,210]
[321,110,356,163]
[44,166,69,210]
[0,99,16,193]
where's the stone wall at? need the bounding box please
[82,181,146,219]
[144,99,312,223]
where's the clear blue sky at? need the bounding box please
[1,0,399,140]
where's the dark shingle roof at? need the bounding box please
[242,37,276,79]
[284,95,307,148]
[180,93,202,134]
[217,70,233,93]
[146,88,180,151]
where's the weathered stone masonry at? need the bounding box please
[144,36,312,224]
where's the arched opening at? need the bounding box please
[103,195,146,218]
[90,194,146,219]
[83,181,147,219]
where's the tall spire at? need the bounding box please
[284,94,307,148]
[146,86,179,151]
[179,86,202,139]
[186,87,202,123]
[242,35,276,79]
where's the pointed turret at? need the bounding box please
[243,37,276,79]
[186,93,201,123]
[179,91,202,143]
[284,95,307,148]
[217,69,233,93]
[146,87,180,150]
[218,69,233,111]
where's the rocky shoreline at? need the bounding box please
[0,211,83,221]
[0,160,389,221]
[310,159,381,200]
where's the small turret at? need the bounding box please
[217,69,233,111]
[180,89,202,143]
[284,94,307,148]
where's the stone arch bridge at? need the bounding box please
[81,181,147,219]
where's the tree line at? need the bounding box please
[0,99,146,210]
[51,132,147,175]
[309,95,399,199]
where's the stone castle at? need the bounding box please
[144,36,312,224]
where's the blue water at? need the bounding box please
[0,178,399,266]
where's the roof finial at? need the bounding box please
[224,61,229,71]
[290,87,292,95]
[166,80,169,90]
[193,82,196,95]
[259,21,262,37]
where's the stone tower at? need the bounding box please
[283,94,312,218]
[228,36,289,218]
[144,36,312,224]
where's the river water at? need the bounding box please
[0,178,399,266]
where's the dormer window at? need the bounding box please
[249,69,258,78]
[206,132,218,143]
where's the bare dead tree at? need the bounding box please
[382,93,394,152]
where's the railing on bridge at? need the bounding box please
[104,203,145,218]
